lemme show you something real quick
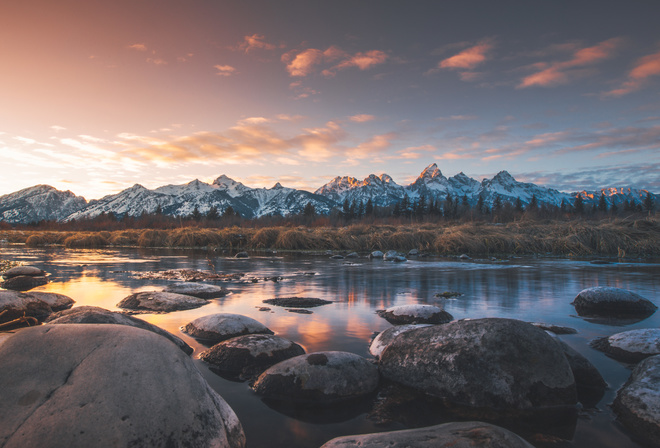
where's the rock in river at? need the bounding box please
[117,291,208,313]
[0,290,74,323]
[253,351,379,404]
[263,297,333,308]
[200,334,305,378]
[1,265,46,279]
[1,275,48,291]
[369,324,432,358]
[613,354,660,447]
[0,324,245,448]
[379,318,577,410]
[571,286,657,317]
[162,282,229,299]
[182,313,273,343]
[591,328,660,363]
[377,304,452,325]
[45,306,193,355]
[320,421,534,448]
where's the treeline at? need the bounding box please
[5,192,656,232]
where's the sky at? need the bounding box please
[1,0,659,200]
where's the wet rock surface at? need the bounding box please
[117,291,209,313]
[253,351,379,404]
[531,322,578,334]
[377,304,453,325]
[162,282,229,299]
[368,250,384,259]
[369,324,432,358]
[200,334,305,379]
[1,266,46,279]
[45,306,193,355]
[1,275,49,291]
[572,286,657,317]
[0,324,245,448]
[319,421,534,448]
[590,328,660,363]
[383,250,407,262]
[182,313,273,343]
[613,354,660,447]
[263,297,333,308]
[379,318,577,410]
[0,290,74,323]
[551,337,607,407]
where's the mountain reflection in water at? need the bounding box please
[2,246,659,448]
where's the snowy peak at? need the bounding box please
[212,175,250,198]
[418,163,442,180]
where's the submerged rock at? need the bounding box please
[45,306,192,355]
[117,291,209,313]
[368,251,384,259]
[320,421,534,448]
[200,334,305,378]
[377,304,452,325]
[613,354,660,447]
[0,290,74,323]
[383,250,406,262]
[162,282,229,299]
[1,275,48,291]
[379,318,577,410]
[0,324,245,448]
[234,252,249,259]
[571,286,657,317]
[263,297,333,308]
[531,322,577,334]
[253,351,379,404]
[369,324,432,358]
[1,265,46,279]
[182,313,273,343]
[591,328,660,363]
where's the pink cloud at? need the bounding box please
[519,38,621,88]
[440,41,493,70]
[237,34,279,53]
[214,65,236,76]
[335,50,388,70]
[127,43,147,51]
[283,46,387,77]
[282,48,326,76]
[349,114,375,123]
[604,49,660,96]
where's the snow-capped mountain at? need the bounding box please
[0,185,87,223]
[0,163,656,223]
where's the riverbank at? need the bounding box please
[1,218,658,257]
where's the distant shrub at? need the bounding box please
[137,229,169,247]
[250,228,280,249]
[63,233,108,248]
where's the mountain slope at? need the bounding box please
[0,185,87,223]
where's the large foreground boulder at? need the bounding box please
[572,287,657,317]
[200,334,305,378]
[379,318,577,410]
[0,324,245,448]
[612,354,660,447]
[182,313,273,343]
[320,421,534,448]
[45,306,193,355]
[591,328,660,363]
[117,291,208,313]
[253,351,379,404]
[369,324,432,358]
[0,291,74,323]
[162,282,229,299]
[377,304,452,325]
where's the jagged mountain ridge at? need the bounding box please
[0,164,656,223]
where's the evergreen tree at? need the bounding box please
[191,206,202,221]
[644,192,654,212]
[476,195,485,215]
[222,205,236,218]
[342,198,351,219]
[393,201,401,217]
[365,198,374,216]
[400,194,410,217]
[444,194,454,219]
[515,197,524,213]
[528,194,538,211]
[598,193,608,213]
[560,199,567,213]
[493,196,502,214]
[303,202,316,217]
[574,195,584,214]
[206,205,220,220]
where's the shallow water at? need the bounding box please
[2,245,659,447]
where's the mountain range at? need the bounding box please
[0,163,655,224]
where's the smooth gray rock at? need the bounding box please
[234,252,249,259]
[379,318,577,410]
[320,421,534,448]
[531,322,577,334]
[0,324,245,448]
[369,324,432,358]
[25,292,75,312]
[0,290,74,323]
[345,252,359,258]
[572,286,657,317]
[200,334,305,377]
[253,351,379,404]
[591,328,660,363]
[45,306,193,355]
[377,304,452,325]
[613,354,660,447]
[383,250,406,262]
[162,282,229,299]
[1,275,48,291]
[182,313,273,343]
[117,291,208,313]
[263,297,333,308]
[368,251,384,259]
[1,265,46,279]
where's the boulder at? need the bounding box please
[0,290,74,323]
[1,275,49,291]
[234,252,249,259]
[571,286,657,317]
[383,250,406,262]
[162,282,229,299]
[530,322,577,334]
[200,334,305,378]
[117,291,208,313]
[369,324,432,358]
[263,297,333,308]
[182,313,273,343]
[368,251,384,259]
[252,351,379,404]
[407,249,419,257]
[320,421,534,448]
[45,306,193,355]
[550,336,606,406]
[590,328,660,363]
[1,265,46,279]
[345,252,359,258]
[379,318,577,410]
[330,254,345,259]
[612,354,660,447]
[377,304,452,325]
[0,324,245,448]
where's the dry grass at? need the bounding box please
[63,233,108,248]
[250,227,281,249]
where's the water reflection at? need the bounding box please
[1,246,659,448]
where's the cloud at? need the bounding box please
[345,132,397,163]
[127,43,147,51]
[282,46,387,77]
[146,57,167,65]
[323,50,388,76]
[437,115,478,121]
[393,144,436,160]
[214,64,237,76]
[349,114,375,123]
[519,38,622,88]
[604,49,660,96]
[236,34,279,53]
[50,125,67,132]
[439,40,494,70]
[282,48,327,77]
